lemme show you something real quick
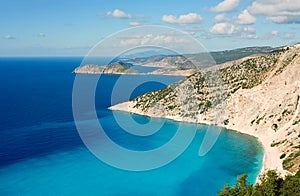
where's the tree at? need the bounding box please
[218,174,252,196]
[255,170,283,196]
[219,183,230,196]
[280,170,300,195]
[218,170,300,196]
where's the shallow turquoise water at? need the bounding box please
[0,111,263,196]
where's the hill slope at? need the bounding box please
[73,61,140,74]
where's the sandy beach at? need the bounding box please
[222,124,286,177]
[109,102,283,178]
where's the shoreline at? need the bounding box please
[73,64,197,76]
[73,71,193,77]
[109,102,285,180]
[221,123,286,178]
[221,125,283,181]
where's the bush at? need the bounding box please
[223,119,229,125]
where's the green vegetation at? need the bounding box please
[283,150,300,170]
[74,61,140,74]
[221,52,280,93]
[106,61,140,73]
[256,115,265,125]
[223,119,229,125]
[292,119,300,125]
[274,52,298,76]
[280,153,286,159]
[218,170,300,196]
[282,109,291,117]
[270,139,287,147]
[272,124,279,131]
[133,83,178,112]
[210,46,277,64]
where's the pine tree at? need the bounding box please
[218,169,300,196]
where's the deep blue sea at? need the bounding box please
[0,57,263,196]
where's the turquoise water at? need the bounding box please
[0,114,263,195]
[0,58,263,195]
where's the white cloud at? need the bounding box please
[248,0,300,23]
[236,10,256,25]
[120,37,140,47]
[162,13,202,24]
[119,34,186,47]
[3,35,15,39]
[262,30,296,40]
[237,26,258,39]
[268,16,300,24]
[213,14,230,23]
[211,0,240,12]
[106,9,132,19]
[162,15,177,24]
[129,22,142,27]
[209,22,235,35]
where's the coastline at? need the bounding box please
[222,124,285,179]
[109,102,284,179]
[73,71,194,76]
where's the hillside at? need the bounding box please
[127,46,278,67]
[210,46,278,64]
[73,61,140,74]
[74,46,279,76]
[109,44,300,175]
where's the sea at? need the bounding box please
[0,57,263,196]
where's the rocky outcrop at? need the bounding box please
[73,62,140,74]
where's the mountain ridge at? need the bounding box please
[74,46,282,75]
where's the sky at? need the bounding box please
[0,0,299,56]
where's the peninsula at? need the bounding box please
[73,61,140,74]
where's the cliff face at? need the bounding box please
[221,46,300,174]
[73,62,140,74]
[110,44,300,174]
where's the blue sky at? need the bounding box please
[1,0,299,56]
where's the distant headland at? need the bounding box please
[73,46,280,76]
